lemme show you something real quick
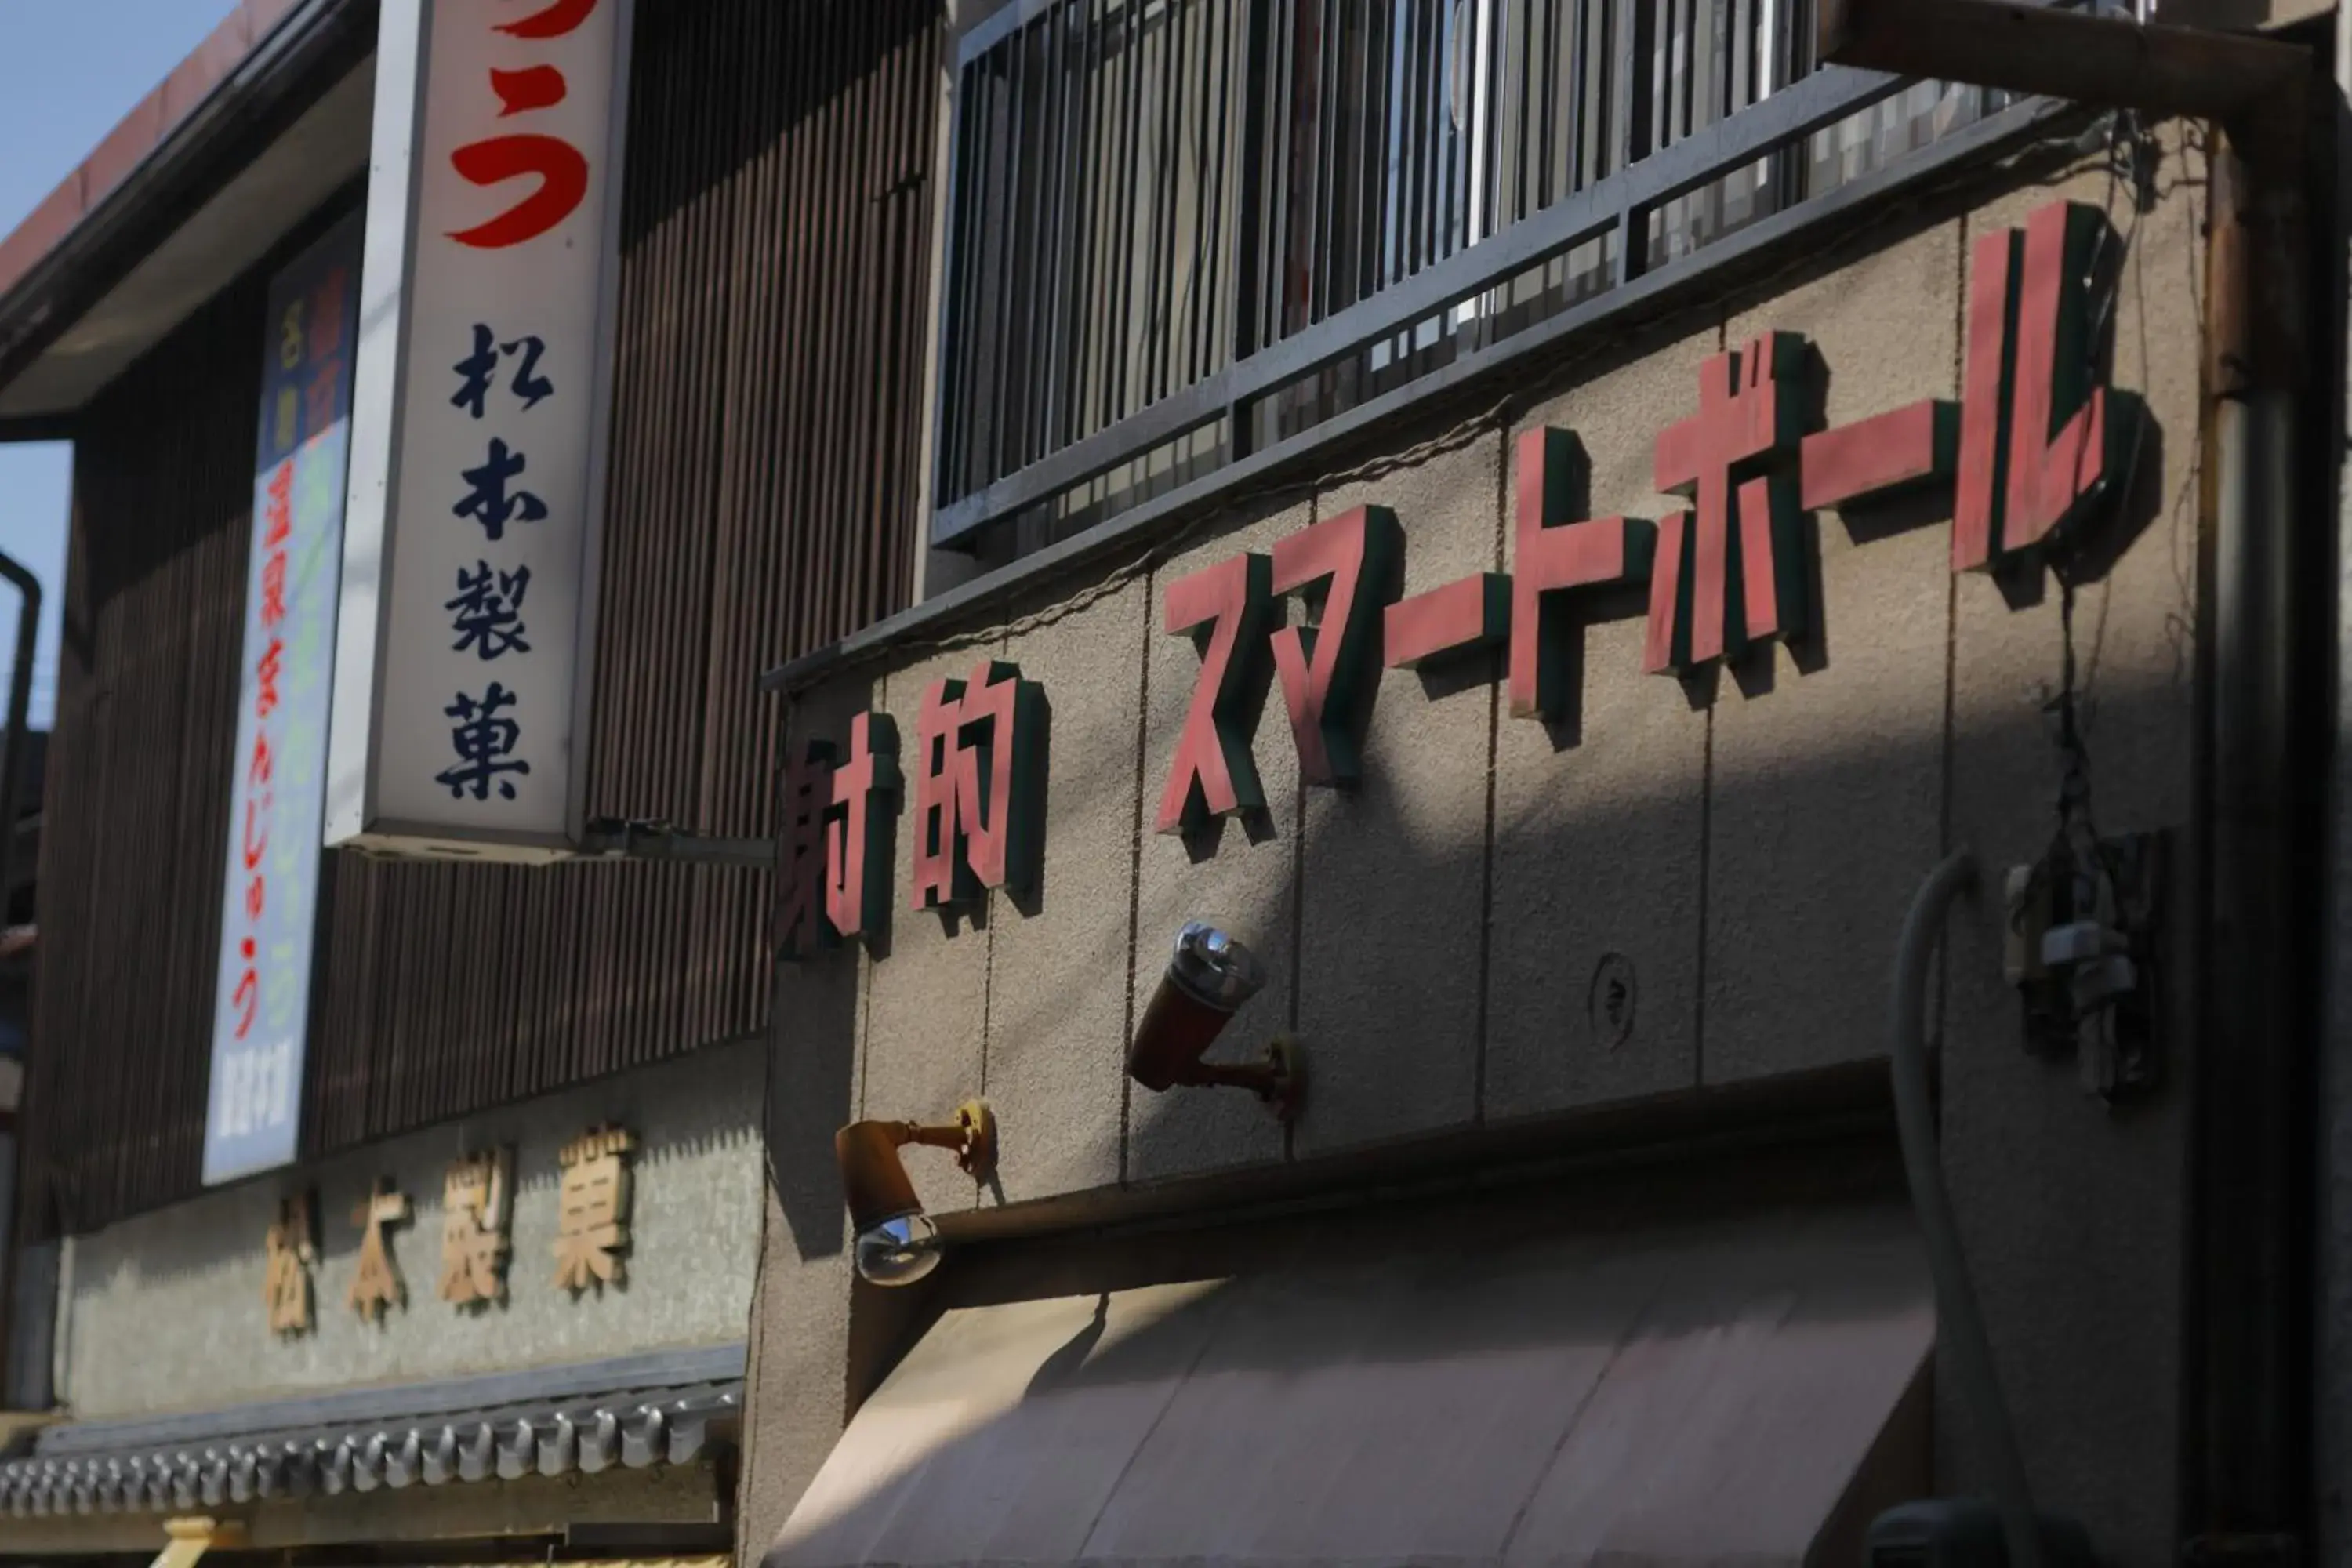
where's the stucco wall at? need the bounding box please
[746,125,2206,1567]
[60,1037,764,1419]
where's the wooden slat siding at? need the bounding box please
[21,270,260,1236]
[21,0,938,1239]
[310,0,941,1153]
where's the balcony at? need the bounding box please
[927,0,2049,572]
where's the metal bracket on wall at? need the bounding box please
[576,818,775,869]
[2003,830,2166,1103]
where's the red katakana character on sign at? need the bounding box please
[1646,332,1809,673]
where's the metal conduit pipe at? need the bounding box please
[2318,7,2352,1555]
[0,550,40,910]
[2195,132,2309,1557]
[1887,848,2042,1568]
[0,548,37,1414]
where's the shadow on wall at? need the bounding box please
[765,449,2188,1192]
[754,626,2196,1560]
[749,140,2201,1557]
[760,314,2187,1225]
[770,673,880,1267]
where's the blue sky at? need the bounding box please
[0,2,242,727]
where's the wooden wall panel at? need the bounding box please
[20,0,937,1236]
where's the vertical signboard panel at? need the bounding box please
[204,216,364,1185]
[329,0,632,857]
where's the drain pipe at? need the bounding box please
[0,553,40,912]
[2322,4,2352,1557]
[2193,132,2310,1561]
[0,550,37,1412]
[1887,849,2043,1568]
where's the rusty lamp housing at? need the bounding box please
[1127,921,1304,1121]
[835,1100,997,1287]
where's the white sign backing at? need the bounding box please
[329,0,633,858]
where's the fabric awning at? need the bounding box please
[769,1200,1933,1568]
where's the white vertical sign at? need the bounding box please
[328,0,632,858]
[204,216,364,1185]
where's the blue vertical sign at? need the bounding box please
[202,215,362,1185]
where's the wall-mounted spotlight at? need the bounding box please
[834,1099,996,1287]
[1127,920,1303,1121]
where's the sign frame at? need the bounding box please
[327,0,636,861]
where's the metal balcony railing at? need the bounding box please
[931,0,2022,561]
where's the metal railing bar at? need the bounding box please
[928,54,975,506]
[1259,0,1292,360]
[1062,0,1105,452]
[1389,0,1412,292]
[962,0,1046,66]
[1189,0,1227,390]
[906,85,2064,568]
[989,34,1029,479]
[1308,0,1335,325]
[1011,24,1043,471]
[1526,0,1544,222]
[1357,0,1371,308]
[1609,0,1650,282]
[1232,0,1269,379]
[967,60,1000,492]
[1106,0,1145,431]
[1431,0,1452,274]
[1158,0,1189,407]
[933,56,1903,537]
[1145,0,1174,425]
[1038,0,1073,461]
[1178,0,1209,394]
[1373,0,1396,296]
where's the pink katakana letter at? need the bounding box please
[1646,334,1808,673]
[1269,506,1396,786]
[1156,554,1272,835]
[1510,426,1651,717]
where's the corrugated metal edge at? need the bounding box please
[34,1341,745,1455]
[2,1377,742,1515]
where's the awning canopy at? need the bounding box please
[770,1202,1932,1568]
